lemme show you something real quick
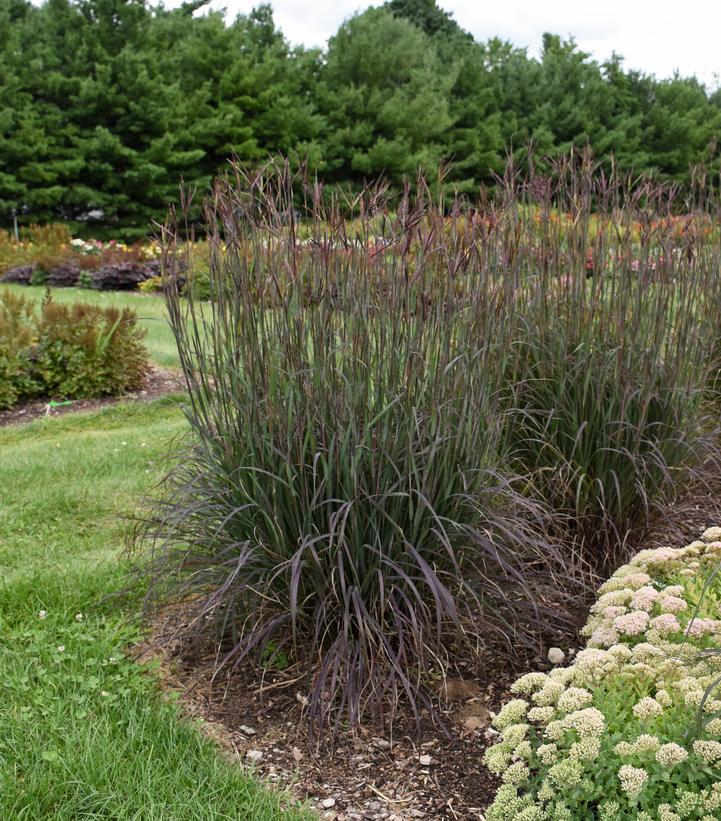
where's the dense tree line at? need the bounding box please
[1,0,720,234]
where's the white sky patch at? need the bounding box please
[188,0,720,90]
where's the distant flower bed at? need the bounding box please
[0,224,163,291]
[0,288,148,409]
[484,528,721,820]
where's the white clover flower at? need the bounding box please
[547,667,575,684]
[655,742,688,766]
[537,780,555,802]
[629,642,662,662]
[631,547,678,567]
[601,605,626,620]
[512,740,533,761]
[634,734,661,753]
[557,687,593,712]
[607,643,633,661]
[702,527,721,542]
[532,680,566,707]
[632,697,663,719]
[545,719,566,741]
[676,791,702,815]
[38,610,47,619]
[598,572,650,594]
[598,802,621,820]
[485,784,524,819]
[684,689,704,708]
[502,723,529,745]
[618,764,648,797]
[548,758,583,788]
[687,618,721,638]
[655,689,673,707]
[569,735,600,761]
[588,625,620,648]
[693,739,721,764]
[483,744,512,774]
[705,782,721,810]
[595,590,632,608]
[75,613,84,622]
[516,807,544,821]
[57,645,65,652]
[574,648,610,673]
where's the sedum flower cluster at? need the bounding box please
[483,528,721,820]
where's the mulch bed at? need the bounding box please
[0,367,186,427]
[135,605,578,821]
[134,470,721,820]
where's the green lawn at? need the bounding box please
[0,399,309,820]
[2,284,179,369]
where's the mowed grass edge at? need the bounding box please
[0,398,310,820]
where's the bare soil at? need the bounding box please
[0,367,186,427]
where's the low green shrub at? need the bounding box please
[483,527,721,820]
[0,290,37,408]
[0,288,148,408]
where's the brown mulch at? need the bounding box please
[135,604,576,821]
[0,367,186,427]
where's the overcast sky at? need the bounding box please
[186,0,720,90]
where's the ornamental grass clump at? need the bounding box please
[500,156,721,571]
[484,527,721,820]
[137,164,569,730]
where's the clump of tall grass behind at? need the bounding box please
[500,156,721,570]
[136,165,570,730]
